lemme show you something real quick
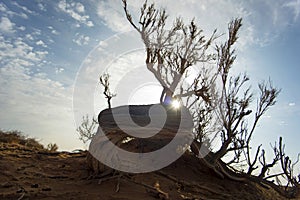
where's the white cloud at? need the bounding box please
[97,0,299,49]
[98,0,248,32]
[0,3,6,12]
[0,65,81,150]
[58,0,94,27]
[38,2,46,11]
[0,36,48,68]
[73,34,90,46]
[18,26,26,31]
[97,0,131,32]
[25,34,34,40]
[284,0,300,21]
[75,2,85,13]
[18,12,29,19]
[51,29,59,35]
[0,17,15,33]
[32,28,42,36]
[11,1,35,15]
[47,26,60,35]
[0,2,28,19]
[55,67,65,74]
[35,50,48,57]
[36,40,48,48]
[289,102,296,106]
[279,121,288,126]
[0,33,81,150]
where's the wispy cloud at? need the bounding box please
[0,0,298,152]
[96,0,299,49]
[0,65,79,150]
[0,2,29,19]
[97,0,131,32]
[11,1,35,15]
[47,26,60,35]
[0,32,80,149]
[279,120,288,126]
[284,0,300,21]
[57,0,94,27]
[0,35,48,68]
[96,0,249,41]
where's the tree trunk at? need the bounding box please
[86,151,111,174]
[160,87,174,105]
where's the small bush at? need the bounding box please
[0,130,25,143]
[0,129,44,150]
[47,143,58,152]
[25,138,44,150]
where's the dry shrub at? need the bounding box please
[0,129,44,150]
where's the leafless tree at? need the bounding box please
[100,73,116,109]
[188,17,299,198]
[242,79,280,172]
[123,0,216,105]
[277,137,300,196]
[77,73,115,144]
[120,1,300,198]
[191,18,282,178]
[77,115,98,144]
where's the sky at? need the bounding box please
[0,0,299,163]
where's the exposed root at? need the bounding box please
[96,169,114,179]
[97,171,123,193]
[125,176,169,199]
[155,171,231,198]
[97,175,119,184]
[216,161,246,182]
[17,193,25,200]
[116,174,121,192]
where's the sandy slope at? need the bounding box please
[0,142,290,200]
[0,105,296,199]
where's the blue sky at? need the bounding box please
[0,0,299,163]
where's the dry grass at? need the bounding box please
[0,129,45,151]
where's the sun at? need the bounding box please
[171,99,181,109]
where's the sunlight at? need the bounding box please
[171,99,181,109]
[128,83,162,105]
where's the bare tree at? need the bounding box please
[122,0,216,105]
[188,17,299,198]
[120,1,300,198]
[77,73,115,143]
[243,80,281,175]
[277,137,300,196]
[194,18,282,177]
[100,73,116,109]
[77,115,98,144]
